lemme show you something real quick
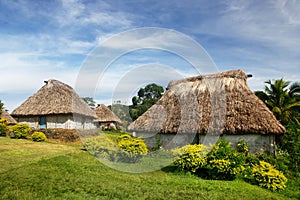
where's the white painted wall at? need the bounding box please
[17,114,97,130]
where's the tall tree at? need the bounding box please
[130,83,164,121]
[81,97,96,109]
[255,79,300,125]
[0,100,3,116]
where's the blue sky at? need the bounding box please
[0,0,299,111]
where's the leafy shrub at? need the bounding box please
[84,134,148,163]
[31,131,47,142]
[251,161,287,191]
[256,152,276,165]
[281,124,300,173]
[236,139,249,154]
[117,134,148,163]
[173,140,246,180]
[173,144,208,173]
[11,124,31,139]
[0,118,9,136]
[84,136,119,161]
[203,139,246,180]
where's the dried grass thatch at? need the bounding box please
[94,104,122,123]
[1,109,17,125]
[128,70,286,135]
[12,79,97,118]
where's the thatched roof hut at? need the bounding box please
[1,109,17,125]
[94,104,122,124]
[12,79,96,118]
[128,70,285,135]
[12,79,97,130]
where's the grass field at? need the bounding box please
[0,137,299,200]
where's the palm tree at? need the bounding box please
[255,79,300,125]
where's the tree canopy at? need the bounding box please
[130,83,164,121]
[81,97,96,109]
[0,100,3,116]
[255,79,300,126]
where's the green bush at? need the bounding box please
[31,131,47,142]
[0,118,9,136]
[117,134,148,163]
[281,124,300,173]
[173,144,208,173]
[84,136,119,161]
[204,140,246,180]
[173,140,246,180]
[83,134,148,163]
[236,139,249,154]
[11,124,31,139]
[251,161,287,191]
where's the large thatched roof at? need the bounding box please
[12,79,97,118]
[128,70,285,135]
[94,104,122,123]
[1,109,17,125]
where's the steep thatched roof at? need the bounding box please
[128,70,286,135]
[1,109,17,125]
[12,79,97,118]
[94,104,122,123]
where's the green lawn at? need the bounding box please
[0,137,298,200]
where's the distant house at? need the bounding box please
[1,109,17,125]
[128,70,286,155]
[94,104,122,128]
[11,79,97,130]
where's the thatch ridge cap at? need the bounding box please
[168,69,247,89]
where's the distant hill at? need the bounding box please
[108,104,133,127]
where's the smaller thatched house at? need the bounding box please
[12,79,97,130]
[94,104,122,129]
[128,70,286,154]
[1,109,17,125]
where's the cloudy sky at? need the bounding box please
[0,0,299,111]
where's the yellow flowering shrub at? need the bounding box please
[31,131,47,142]
[11,124,31,139]
[117,134,148,163]
[84,134,148,163]
[173,144,208,173]
[251,161,287,191]
[0,118,8,136]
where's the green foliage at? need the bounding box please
[0,100,3,116]
[0,119,9,137]
[204,140,246,180]
[255,79,300,125]
[109,104,132,125]
[84,135,119,161]
[31,131,47,142]
[130,83,164,120]
[251,161,288,191]
[117,134,148,163]
[236,139,249,154]
[84,134,148,163]
[173,140,246,180]
[11,124,31,139]
[281,124,300,173]
[173,144,208,173]
[81,97,96,109]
